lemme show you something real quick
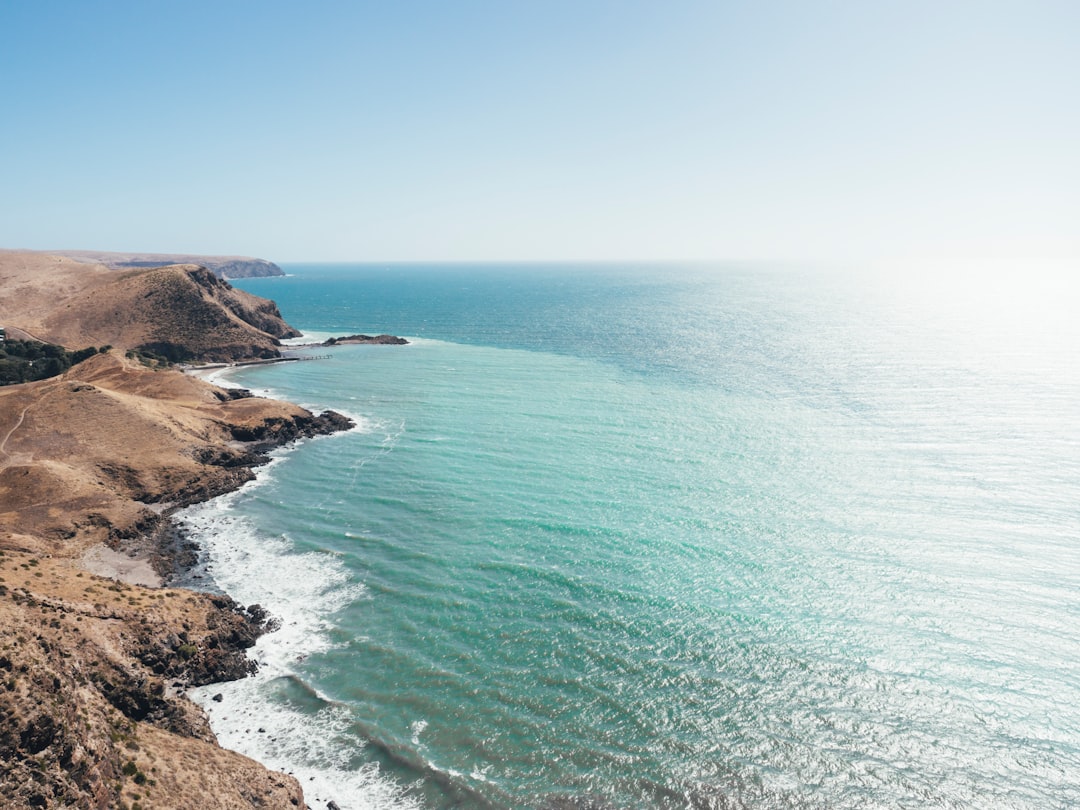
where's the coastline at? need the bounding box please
[176,463,415,810]
[0,351,355,809]
[173,359,418,810]
[180,331,408,386]
[0,250,382,808]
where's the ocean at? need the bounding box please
[182,262,1080,809]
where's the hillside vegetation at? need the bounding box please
[0,340,104,386]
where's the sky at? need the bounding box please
[1,0,1077,263]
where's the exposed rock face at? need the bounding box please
[0,554,306,809]
[226,407,356,447]
[45,250,285,278]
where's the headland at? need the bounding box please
[0,250,352,809]
[23,249,285,279]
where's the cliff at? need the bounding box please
[44,250,284,279]
[0,552,307,809]
[0,252,350,809]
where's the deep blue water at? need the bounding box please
[184,263,1080,809]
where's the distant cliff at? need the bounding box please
[47,249,285,279]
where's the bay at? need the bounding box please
[185,262,1080,809]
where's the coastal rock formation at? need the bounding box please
[0,252,358,809]
[0,352,352,808]
[323,334,409,346]
[45,249,285,279]
[0,351,350,554]
[0,552,306,810]
[0,251,298,363]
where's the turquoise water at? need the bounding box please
[185,263,1080,809]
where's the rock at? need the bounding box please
[212,693,224,703]
[312,410,356,434]
[20,713,58,755]
[322,333,408,346]
[228,410,355,447]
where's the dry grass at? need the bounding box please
[0,250,296,362]
[0,253,346,807]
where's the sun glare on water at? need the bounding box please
[859,258,1080,374]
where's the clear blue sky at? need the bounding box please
[2,0,1077,262]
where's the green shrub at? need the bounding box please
[0,340,99,385]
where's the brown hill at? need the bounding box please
[0,350,354,808]
[0,250,298,362]
[0,253,357,809]
[0,351,338,554]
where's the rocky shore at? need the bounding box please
[0,251,352,809]
[0,352,354,809]
[321,334,408,346]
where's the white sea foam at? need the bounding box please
[181,453,421,810]
[409,719,428,747]
[280,330,338,345]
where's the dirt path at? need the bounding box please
[0,380,56,468]
[3,325,51,343]
[0,402,30,464]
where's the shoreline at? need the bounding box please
[0,249,372,808]
[180,330,408,385]
[172,360,393,810]
[160,362,371,810]
[0,351,355,809]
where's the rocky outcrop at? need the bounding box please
[226,408,355,448]
[0,553,306,809]
[323,334,409,346]
[0,351,357,809]
[133,594,276,687]
[0,352,354,551]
